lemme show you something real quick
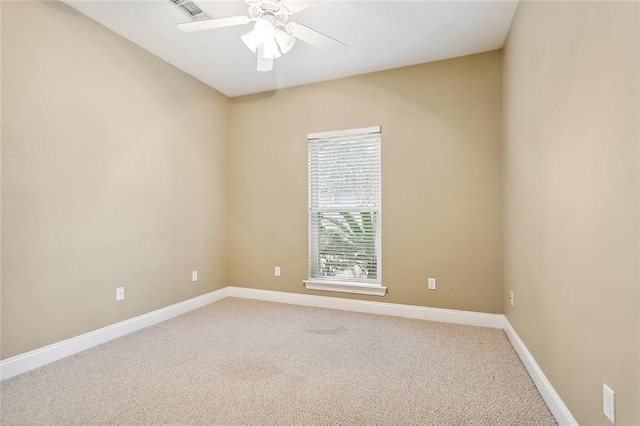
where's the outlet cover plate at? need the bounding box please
[428,278,436,290]
[116,287,125,301]
[603,383,615,423]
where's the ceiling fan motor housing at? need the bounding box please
[247,0,289,24]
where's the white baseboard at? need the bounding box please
[503,321,578,426]
[226,286,507,329]
[0,288,229,381]
[1,284,577,426]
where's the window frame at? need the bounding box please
[303,126,386,297]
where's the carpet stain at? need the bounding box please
[217,358,281,380]
[306,324,346,335]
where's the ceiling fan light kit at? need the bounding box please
[241,15,290,60]
[175,0,348,72]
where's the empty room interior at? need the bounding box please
[0,0,638,425]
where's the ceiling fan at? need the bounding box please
[176,0,348,72]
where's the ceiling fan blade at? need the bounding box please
[286,22,348,51]
[177,16,251,33]
[256,43,274,72]
[284,0,323,14]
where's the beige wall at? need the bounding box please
[1,1,229,359]
[503,1,639,424]
[228,51,504,314]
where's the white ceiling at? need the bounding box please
[64,0,518,97]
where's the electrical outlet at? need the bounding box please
[192,271,198,282]
[428,278,436,290]
[510,290,514,306]
[603,383,615,423]
[116,287,124,301]
[275,266,281,277]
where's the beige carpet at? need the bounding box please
[0,298,556,425]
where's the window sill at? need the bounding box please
[303,280,387,297]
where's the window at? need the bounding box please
[303,127,386,296]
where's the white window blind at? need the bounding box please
[308,127,382,285]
